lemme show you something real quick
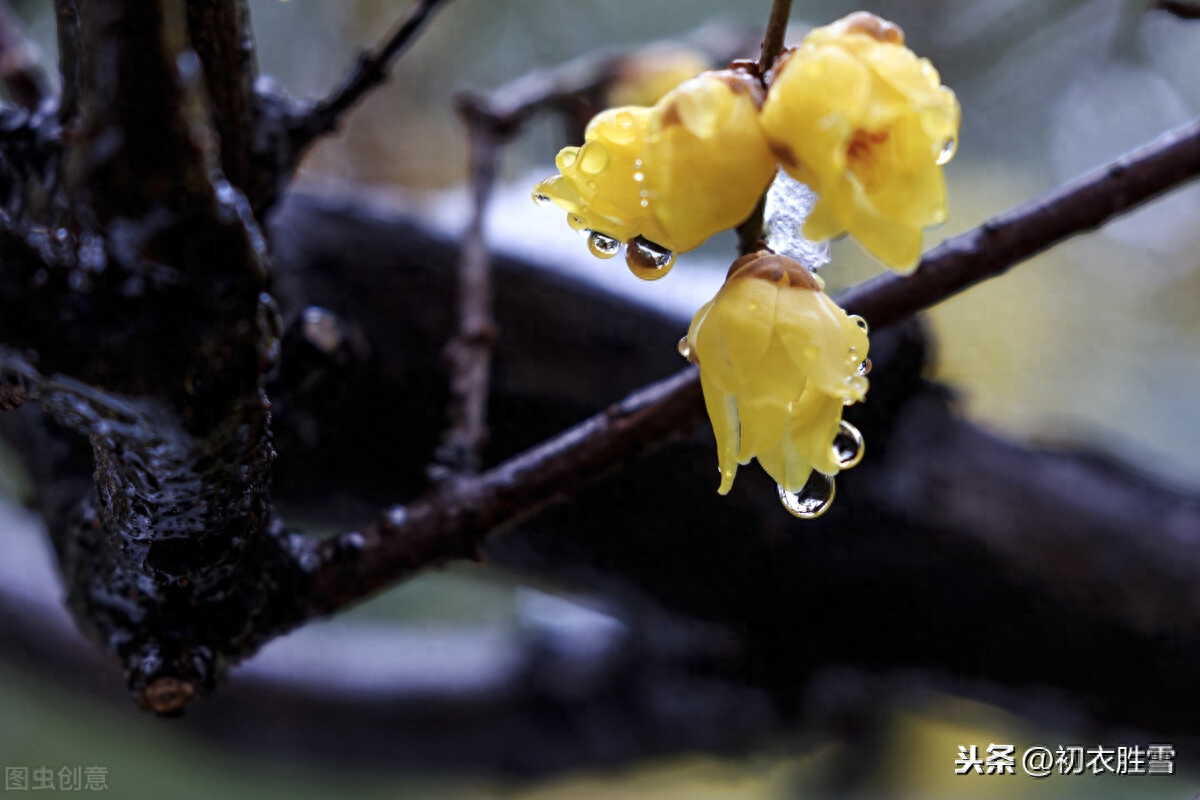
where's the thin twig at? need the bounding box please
[0,0,53,112]
[301,117,1200,617]
[290,0,452,151]
[434,104,500,475]
[758,0,794,73]
[737,0,794,255]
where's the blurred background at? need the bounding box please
[2,0,1200,797]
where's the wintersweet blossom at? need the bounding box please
[685,251,869,497]
[535,70,776,264]
[758,12,961,271]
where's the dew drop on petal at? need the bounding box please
[578,142,610,175]
[567,213,589,231]
[677,336,694,362]
[532,191,552,206]
[851,316,869,334]
[937,136,957,165]
[625,236,675,281]
[556,148,578,170]
[778,472,836,519]
[587,231,621,260]
[857,358,872,376]
[832,420,864,469]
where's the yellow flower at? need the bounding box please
[535,70,777,267]
[685,251,869,497]
[758,12,961,271]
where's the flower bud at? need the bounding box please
[686,251,869,495]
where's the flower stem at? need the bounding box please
[758,0,794,74]
[737,0,793,255]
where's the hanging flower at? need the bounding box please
[685,251,869,499]
[758,11,961,271]
[535,70,777,274]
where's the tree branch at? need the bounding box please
[287,0,452,158]
[433,106,499,475]
[14,194,1200,755]
[295,116,1200,619]
[184,0,258,190]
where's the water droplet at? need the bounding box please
[556,148,578,171]
[587,231,620,260]
[857,358,872,376]
[633,171,644,182]
[778,472,836,519]
[936,136,957,165]
[640,199,649,208]
[578,142,610,175]
[677,336,694,362]
[532,191,552,206]
[833,420,864,469]
[587,180,597,189]
[625,236,675,281]
[851,316,869,334]
[567,213,589,231]
[616,111,635,127]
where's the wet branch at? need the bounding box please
[433,105,499,475]
[296,116,1200,618]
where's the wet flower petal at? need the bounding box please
[759,11,960,271]
[687,251,869,497]
[535,70,776,266]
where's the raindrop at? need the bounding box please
[532,191,552,206]
[625,236,675,281]
[857,358,872,376]
[587,231,620,260]
[556,148,578,170]
[677,336,694,362]
[832,420,864,469]
[936,136,957,165]
[778,472,836,519]
[851,316,869,334]
[633,171,644,182]
[567,213,589,231]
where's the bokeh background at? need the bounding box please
[2,0,1200,797]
